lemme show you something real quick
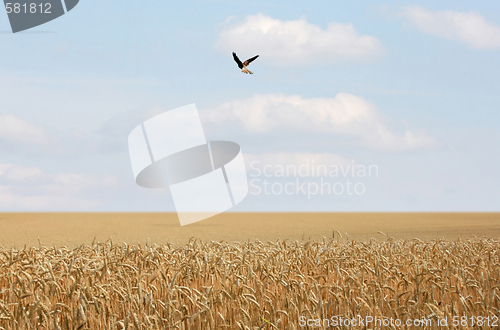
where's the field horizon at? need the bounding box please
[0,212,498,248]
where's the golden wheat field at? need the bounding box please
[0,213,499,248]
[0,213,499,329]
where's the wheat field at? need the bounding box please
[0,236,499,329]
[0,213,499,329]
[0,213,499,248]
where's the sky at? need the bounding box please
[0,0,499,212]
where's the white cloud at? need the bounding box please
[205,93,436,152]
[214,13,385,63]
[0,162,118,210]
[0,114,49,146]
[0,163,45,182]
[399,6,500,49]
[0,191,99,210]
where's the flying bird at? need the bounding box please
[233,52,259,74]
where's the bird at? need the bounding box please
[232,52,259,74]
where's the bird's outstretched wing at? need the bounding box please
[243,55,259,67]
[233,52,243,69]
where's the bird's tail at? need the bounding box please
[242,67,253,74]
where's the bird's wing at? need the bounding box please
[243,55,259,67]
[232,52,243,69]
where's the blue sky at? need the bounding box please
[0,0,499,211]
